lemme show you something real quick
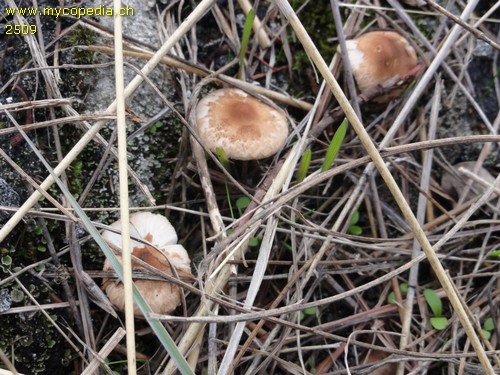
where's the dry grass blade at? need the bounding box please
[83,45,313,110]
[162,137,301,373]
[397,79,442,374]
[1,1,215,373]
[424,0,500,51]
[217,216,279,373]
[81,327,126,375]
[112,0,136,373]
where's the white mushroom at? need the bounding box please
[195,88,289,160]
[101,212,192,316]
[341,30,418,92]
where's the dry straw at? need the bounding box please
[112,0,136,373]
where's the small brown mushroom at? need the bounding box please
[341,30,418,92]
[101,212,192,316]
[195,88,289,160]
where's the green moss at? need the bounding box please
[0,274,68,374]
[62,26,96,62]
[58,27,97,105]
[291,0,337,67]
[280,0,337,96]
[128,112,184,203]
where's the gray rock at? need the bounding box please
[473,40,494,58]
[0,177,20,223]
[0,288,12,313]
[79,0,181,211]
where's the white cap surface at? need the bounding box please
[101,211,178,252]
[195,88,289,160]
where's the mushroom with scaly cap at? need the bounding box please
[195,88,289,160]
[341,30,418,93]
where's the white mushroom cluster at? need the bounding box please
[195,88,289,160]
[101,212,192,316]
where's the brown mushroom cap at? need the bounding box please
[343,31,418,92]
[195,88,289,160]
[101,212,192,316]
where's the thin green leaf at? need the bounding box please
[238,9,255,79]
[350,209,359,226]
[281,241,292,251]
[297,148,312,183]
[424,288,443,317]
[321,118,347,172]
[430,316,448,330]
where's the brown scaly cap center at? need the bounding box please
[207,91,268,141]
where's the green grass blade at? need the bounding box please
[487,250,500,258]
[350,209,359,225]
[321,118,348,172]
[238,8,255,79]
[297,148,312,183]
